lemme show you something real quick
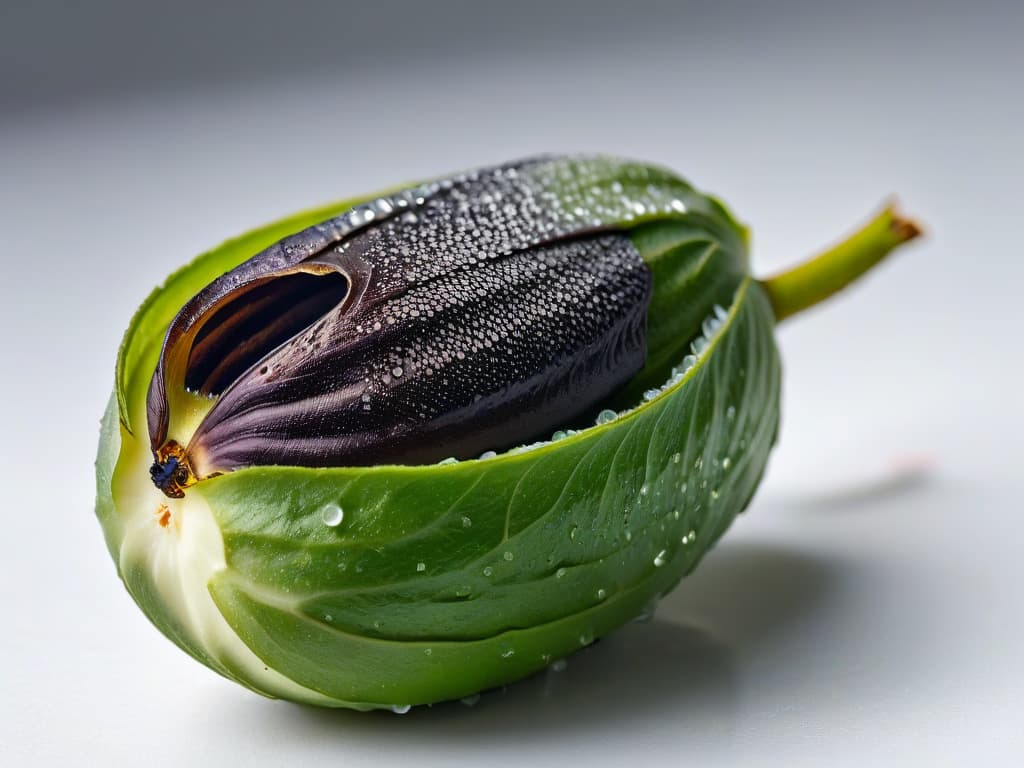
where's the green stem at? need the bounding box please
[760,202,922,322]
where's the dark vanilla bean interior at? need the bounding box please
[185,271,349,396]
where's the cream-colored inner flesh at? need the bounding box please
[114,426,334,705]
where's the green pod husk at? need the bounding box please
[96,155,917,709]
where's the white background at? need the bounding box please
[1,1,1021,765]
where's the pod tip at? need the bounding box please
[762,199,924,322]
[884,199,924,244]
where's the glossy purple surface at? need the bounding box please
[148,158,651,475]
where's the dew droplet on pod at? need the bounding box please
[320,504,344,527]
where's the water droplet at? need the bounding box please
[726,405,736,420]
[390,704,411,715]
[634,596,659,623]
[392,366,404,378]
[503,550,514,561]
[439,456,459,465]
[710,489,719,501]
[596,588,607,600]
[550,659,568,672]
[478,450,497,460]
[461,515,473,528]
[454,585,472,597]
[579,629,594,646]
[416,562,426,572]
[653,549,668,567]
[672,509,680,520]
[324,614,333,623]
[714,304,729,322]
[461,693,481,707]
[596,409,617,425]
[625,529,632,542]
[639,483,649,496]
[423,647,433,656]
[555,567,568,578]
[672,452,682,464]
[551,430,567,441]
[320,504,344,527]
[501,646,515,658]
[722,457,732,470]
[371,198,393,216]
